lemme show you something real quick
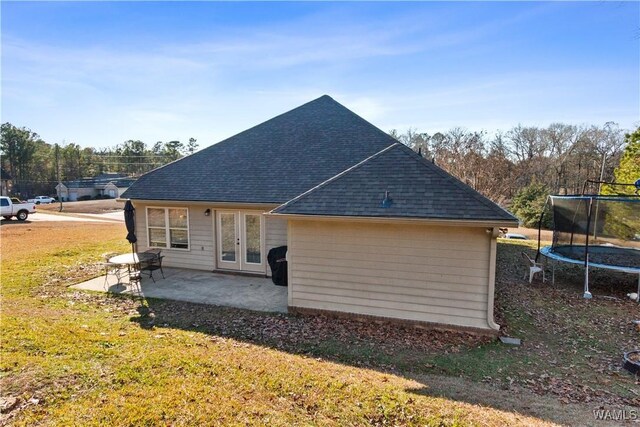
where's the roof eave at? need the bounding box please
[116,197,280,209]
[265,212,519,228]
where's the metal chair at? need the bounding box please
[128,268,143,294]
[521,252,545,284]
[103,263,127,289]
[140,249,165,282]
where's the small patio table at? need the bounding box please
[108,252,156,267]
[108,252,157,289]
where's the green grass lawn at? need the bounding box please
[1,222,637,425]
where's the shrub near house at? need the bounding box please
[510,182,551,228]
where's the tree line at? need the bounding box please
[391,122,640,228]
[2,120,637,222]
[0,122,199,197]
[390,122,635,206]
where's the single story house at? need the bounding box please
[122,96,518,332]
[57,173,136,201]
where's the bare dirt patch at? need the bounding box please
[409,373,606,427]
[37,199,122,214]
[133,298,493,367]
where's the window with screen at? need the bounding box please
[147,207,189,249]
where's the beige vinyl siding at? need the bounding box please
[133,203,285,273]
[265,216,288,276]
[288,220,494,330]
[133,202,215,271]
[266,216,288,251]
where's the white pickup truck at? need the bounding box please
[27,195,55,204]
[1,196,36,221]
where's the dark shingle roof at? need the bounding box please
[122,95,397,203]
[272,143,517,223]
[67,175,135,188]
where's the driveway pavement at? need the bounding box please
[7,211,124,223]
[73,211,124,222]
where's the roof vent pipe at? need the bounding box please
[381,191,393,208]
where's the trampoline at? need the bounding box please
[536,187,640,301]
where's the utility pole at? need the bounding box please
[55,143,63,212]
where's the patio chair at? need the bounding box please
[127,268,143,295]
[140,249,165,282]
[102,261,127,289]
[521,251,545,284]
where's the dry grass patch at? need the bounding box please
[1,221,126,262]
[36,199,121,214]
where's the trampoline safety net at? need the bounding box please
[549,195,640,269]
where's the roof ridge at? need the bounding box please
[198,96,398,160]
[212,95,398,151]
[272,143,402,213]
[206,96,342,150]
[129,96,340,186]
[326,99,400,146]
[394,144,516,220]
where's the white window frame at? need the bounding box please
[241,212,264,266]
[146,206,190,251]
[216,211,239,269]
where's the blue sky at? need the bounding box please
[2,1,638,149]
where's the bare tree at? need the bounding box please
[543,123,584,193]
[389,121,630,207]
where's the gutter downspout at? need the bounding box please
[486,227,501,331]
[287,220,293,308]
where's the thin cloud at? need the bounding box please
[1,2,637,149]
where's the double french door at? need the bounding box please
[216,211,264,273]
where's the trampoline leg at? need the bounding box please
[637,275,639,303]
[583,263,592,299]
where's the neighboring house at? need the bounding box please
[1,168,12,196]
[57,173,136,201]
[123,96,518,331]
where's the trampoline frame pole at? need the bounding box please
[583,197,593,299]
[592,154,606,240]
[535,196,550,263]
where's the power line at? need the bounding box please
[85,154,179,158]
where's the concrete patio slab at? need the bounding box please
[72,267,288,313]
